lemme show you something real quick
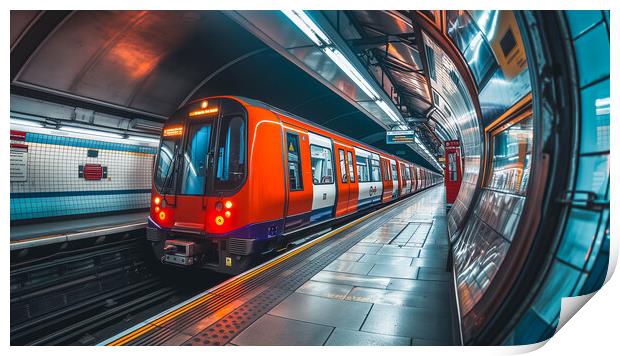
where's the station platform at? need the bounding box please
[102,186,458,346]
[10,211,149,250]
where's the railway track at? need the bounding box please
[10,236,226,345]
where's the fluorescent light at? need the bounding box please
[376,100,401,122]
[282,10,332,46]
[323,47,380,101]
[127,135,160,144]
[11,118,43,128]
[59,125,124,139]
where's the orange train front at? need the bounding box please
[147,96,442,274]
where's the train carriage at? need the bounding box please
[148,96,441,274]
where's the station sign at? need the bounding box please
[386,130,416,144]
[445,139,460,148]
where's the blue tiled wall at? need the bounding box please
[10,130,156,221]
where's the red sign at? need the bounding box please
[10,130,26,141]
[10,143,28,151]
[444,140,462,205]
[83,164,103,180]
[445,140,460,148]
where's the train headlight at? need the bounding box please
[224,200,233,209]
[159,211,166,221]
[154,196,161,205]
[224,211,231,218]
[215,216,225,226]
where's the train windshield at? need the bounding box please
[154,135,179,193]
[179,122,213,195]
[154,111,247,196]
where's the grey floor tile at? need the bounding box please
[269,292,372,329]
[386,279,451,299]
[418,267,452,281]
[368,264,419,279]
[412,338,452,346]
[324,260,375,275]
[359,254,413,266]
[419,249,449,259]
[361,304,454,343]
[348,244,382,254]
[325,328,411,346]
[296,280,353,300]
[231,314,333,346]
[311,271,391,289]
[345,287,447,311]
[411,258,448,268]
[377,245,420,257]
[337,252,364,262]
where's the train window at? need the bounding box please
[370,159,381,182]
[356,155,370,182]
[310,145,334,185]
[487,115,533,195]
[287,133,303,191]
[338,149,347,183]
[391,163,398,181]
[347,151,355,183]
[155,135,180,193]
[179,123,213,195]
[214,116,246,191]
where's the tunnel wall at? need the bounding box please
[10,128,155,221]
[10,96,157,222]
[443,11,533,327]
[503,10,610,345]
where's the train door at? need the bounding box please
[334,142,352,216]
[345,149,358,214]
[390,160,399,198]
[397,161,405,196]
[400,163,411,194]
[381,157,392,203]
[411,166,418,192]
[282,125,313,232]
[308,132,336,223]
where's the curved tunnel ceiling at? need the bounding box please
[11,10,436,170]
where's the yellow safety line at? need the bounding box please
[107,194,418,346]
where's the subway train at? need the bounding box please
[147,96,442,274]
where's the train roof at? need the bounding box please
[231,96,440,174]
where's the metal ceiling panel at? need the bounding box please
[14,11,266,117]
[10,10,40,49]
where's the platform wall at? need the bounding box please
[10,129,156,222]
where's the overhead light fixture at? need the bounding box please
[10,118,43,128]
[130,118,164,132]
[376,100,401,122]
[59,125,124,139]
[323,46,380,101]
[283,11,441,168]
[127,135,160,144]
[282,10,332,47]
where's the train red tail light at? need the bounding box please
[159,211,166,221]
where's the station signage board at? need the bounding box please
[386,130,416,144]
[10,143,28,182]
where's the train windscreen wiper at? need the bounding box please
[161,144,181,204]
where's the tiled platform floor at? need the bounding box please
[231,186,456,346]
